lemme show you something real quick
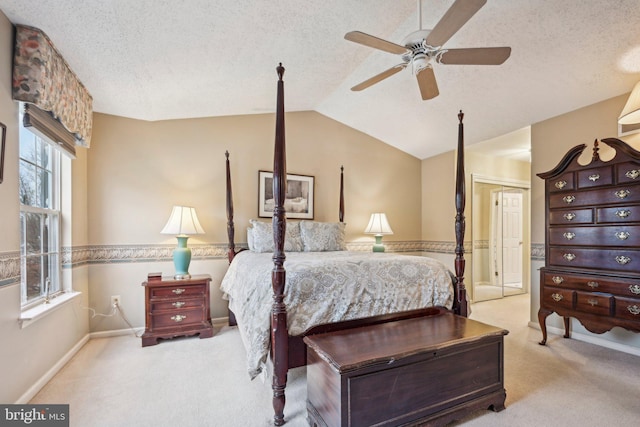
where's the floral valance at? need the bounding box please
[12,25,93,147]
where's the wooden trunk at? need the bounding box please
[304,313,508,427]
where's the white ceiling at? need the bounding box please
[1,1,640,160]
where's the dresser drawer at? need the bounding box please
[549,186,640,208]
[548,172,574,192]
[543,271,640,297]
[597,205,640,224]
[542,287,574,310]
[549,209,593,225]
[575,291,613,316]
[549,225,640,246]
[577,166,613,189]
[549,247,639,272]
[150,284,206,299]
[616,162,640,184]
[150,307,205,329]
[614,297,640,321]
[151,297,204,311]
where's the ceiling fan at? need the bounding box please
[345,0,511,100]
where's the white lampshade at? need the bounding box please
[161,206,205,235]
[619,81,640,125]
[364,213,394,236]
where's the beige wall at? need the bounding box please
[86,111,423,330]
[531,94,640,350]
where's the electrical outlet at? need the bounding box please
[110,295,121,307]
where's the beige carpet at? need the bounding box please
[30,294,640,426]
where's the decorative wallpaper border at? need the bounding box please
[0,241,547,285]
[0,251,20,287]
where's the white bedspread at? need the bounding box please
[220,250,454,379]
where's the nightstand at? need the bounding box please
[141,273,214,346]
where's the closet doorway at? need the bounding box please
[472,175,530,302]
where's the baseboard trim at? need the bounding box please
[528,321,640,357]
[89,327,144,339]
[16,333,90,404]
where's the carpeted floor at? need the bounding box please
[30,293,640,426]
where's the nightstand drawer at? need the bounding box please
[151,307,205,329]
[151,297,204,311]
[575,292,613,316]
[151,284,206,299]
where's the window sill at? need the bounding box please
[19,291,82,329]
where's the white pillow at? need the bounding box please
[299,221,346,252]
[248,219,304,252]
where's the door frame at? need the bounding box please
[471,174,530,302]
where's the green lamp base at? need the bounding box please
[173,235,192,280]
[372,235,385,252]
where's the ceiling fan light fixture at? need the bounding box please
[412,54,431,75]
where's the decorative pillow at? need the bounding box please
[248,219,304,252]
[247,228,255,251]
[299,221,346,252]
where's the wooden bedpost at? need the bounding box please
[271,62,288,426]
[339,165,344,223]
[225,151,237,264]
[454,110,468,317]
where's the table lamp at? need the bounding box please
[161,206,205,279]
[364,213,393,252]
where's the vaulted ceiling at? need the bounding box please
[1,1,639,159]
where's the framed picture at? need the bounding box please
[0,122,6,184]
[258,170,314,219]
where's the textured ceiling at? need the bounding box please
[1,0,640,160]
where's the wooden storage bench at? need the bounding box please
[304,313,508,427]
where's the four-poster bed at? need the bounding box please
[223,64,471,426]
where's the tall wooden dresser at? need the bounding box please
[537,138,640,345]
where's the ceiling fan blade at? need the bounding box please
[345,31,409,55]
[351,64,407,91]
[416,66,439,100]
[439,47,511,65]
[426,0,487,47]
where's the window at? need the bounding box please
[19,111,61,308]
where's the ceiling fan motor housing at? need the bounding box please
[402,29,444,74]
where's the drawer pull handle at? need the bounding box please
[630,284,640,295]
[172,302,186,308]
[563,232,576,240]
[551,293,563,302]
[588,174,600,182]
[555,180,567,189]
[616,255,631,265]
[563,253,576,261]
[587,281,599,288]
[615,209,631,219]
[626,169,640,180]
[628,305,640,316]
[172,288,186,295]
[563,213,576,221]
[171,315,187,322]
[587,299,599,306]
[615,189,631,199]
[563,195,576,204]
[552,276,564,285]
[615,231,630,240]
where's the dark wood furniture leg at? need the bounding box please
[538,307,552,345]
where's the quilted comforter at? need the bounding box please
[220,250,454,379]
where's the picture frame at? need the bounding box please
[0,122,6,184]
[258,170,314,219]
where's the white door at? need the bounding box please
[502,190,523,287]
